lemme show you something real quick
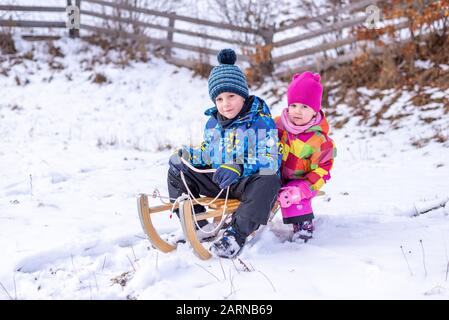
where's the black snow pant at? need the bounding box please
[167,154,281,237]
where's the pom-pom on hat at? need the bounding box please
[208,49,249,102]
[287,71,323,112]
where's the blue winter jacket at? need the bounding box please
[186,95,281,178]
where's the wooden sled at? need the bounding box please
[137,193,246,259]
[138,190,323,260]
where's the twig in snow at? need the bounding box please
[130,245,137,261]
[13,273,17,300]
[237,258,252,272]
[195,263,220,282]
[0,281,13,300]
[102,256,107,272]
[446,261,449,281]
[420,239,427,278]
[218,257,226,280]
[443,234,448,282]
[258,270,276,293]
[126,255,136,272]
[29,174,33,197]
[71,254,75,271]
[88,281,93,300]
[93,272,99,292]
[224,267,236,299]
[231,258,240,274]
[400,245,414,276]
[130,246,139,268]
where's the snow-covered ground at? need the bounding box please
[1,37,449,300]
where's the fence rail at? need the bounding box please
[0,0,423,76]
[276,0,379,32]
[0,5,66,12]
[0,20,66,28]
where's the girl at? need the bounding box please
[275,71,336,241]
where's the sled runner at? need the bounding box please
[137,158,323,260]
[138,192,251,259]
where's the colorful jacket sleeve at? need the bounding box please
[304,138,337,191]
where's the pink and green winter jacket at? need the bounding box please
[274,111,336,191]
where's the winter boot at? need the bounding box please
[291,220,314,242]
[209,225,246,259]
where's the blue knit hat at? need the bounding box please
[208,49,249,102]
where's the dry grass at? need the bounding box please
[91,73,108,84]
[320,32,449,148]
[0,30,16,55]
[325,34,449,92]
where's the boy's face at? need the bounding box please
[215,92,245,119]
[288,103,316,126]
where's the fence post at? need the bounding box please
[165,14,175,58]
[260,24,275,73]
[261,24,275,47]
[67,0,81,38]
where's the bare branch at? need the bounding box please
[258,270,276,292]
[0,281,13,300]
[195,263,220,282]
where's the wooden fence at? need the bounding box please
[0,0,421,77]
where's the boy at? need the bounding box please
[167,49,281,258]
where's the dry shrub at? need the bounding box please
[83,34,149,67]
[47,42,64,58]
[354,0,449,73]
[90,0,174,66]
[433,130,448,143]
[48,61,65,71]
[333,117,350,129]
[191,61,212,78]
[377,51,401,89]
[207,0,277,45]
[243,44,274,85]
[91,73,108,84]
[326,32,449,95]
[0,30,16,55]
[83,35,113,51]
[411,92,433,106]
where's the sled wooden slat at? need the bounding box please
[181,200,214,260]
[147,197,216,214]
[181,200,242,259]
[192,204,240,221]
[137,194,176,253]
[208,198,241,209]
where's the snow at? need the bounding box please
[415,60,434,69]
[1,37,449,300]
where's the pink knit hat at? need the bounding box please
[287,71,323,112]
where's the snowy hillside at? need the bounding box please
[1,37,449,300]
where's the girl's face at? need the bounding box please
[215,92,245,119]
[288,103,316,126]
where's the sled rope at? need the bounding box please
[152,188,177,204]
[179,157,231,235]
[150,188,181,218]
